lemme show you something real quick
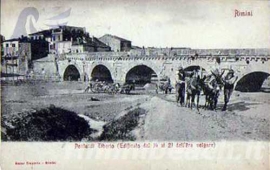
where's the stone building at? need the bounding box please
[99,34,132,52]
[1,35,50,76]
[71,37,111,53]
[1,38,32,76]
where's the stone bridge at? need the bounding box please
[56,49,270,91]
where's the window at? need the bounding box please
[12,44,16,47]
[50,44,55,50]
[6,44,9,47]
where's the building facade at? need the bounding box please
[99,34,132,52]
[1,38,31,76]
[29,26,110,54]
[1,34,5,56]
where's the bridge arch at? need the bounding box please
[235,71,270,92]
[63,65,81,81]
[90,64,113,83]
[125,64,158,85]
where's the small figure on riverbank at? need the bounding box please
[222,69,238,111]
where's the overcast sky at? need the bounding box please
[1,0,270,48]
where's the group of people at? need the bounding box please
[175,66,238,111]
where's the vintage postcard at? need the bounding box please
[0,0,269,169]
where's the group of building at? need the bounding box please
[1,25,133,77]
[1,25,270,80]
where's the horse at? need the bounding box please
[201,75,221,110]
[186,75,203,110]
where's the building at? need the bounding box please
[1,34,5,56]
[28,26,86,54]
[1,34,51,76]
[99,34,132,52]
[49,26,86,54]
[1,37,32,76]
[29,26,110,54]
[71,37,111,53]
[0,34,5,42]
[28,29,52,41]
[28,30,51,57]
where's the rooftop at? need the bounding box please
[101,34,131,42]
[3,38,20,42]
[59,25,85,29]
[29,30,52,37]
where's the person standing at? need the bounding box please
[222,69,238,111]
[164,76,171,94]
[191,73,202,110]
[186,71,199,109]
[205,74,220,110]
[185,73,193,108]
[175,66,186,106]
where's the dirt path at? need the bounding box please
[137,94,270,141]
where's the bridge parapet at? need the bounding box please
[60,52,270,65]
[55,48,270,60]
[190,48,270,56]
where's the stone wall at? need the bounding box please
[32,54,58,79]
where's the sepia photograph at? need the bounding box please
[0,0,269,169]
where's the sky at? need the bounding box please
[1,0,270,49]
